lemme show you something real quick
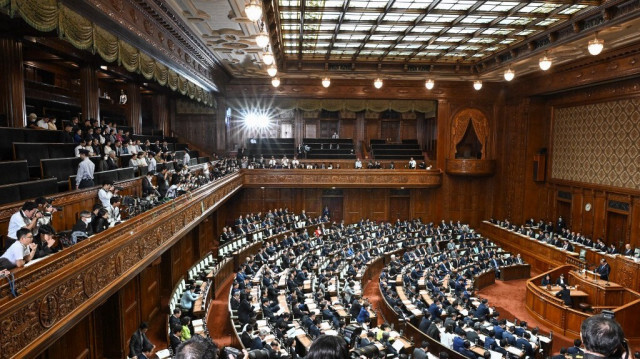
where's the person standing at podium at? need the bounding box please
[596,258,611,281]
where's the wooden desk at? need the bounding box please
[569,271,625,307]
[473,269,496,290]
[480,221,640,292]
[499,264,531,281]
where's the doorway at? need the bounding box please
[606,211,627,249]
[322,197,343,222]
[389,197,410,221]
[557,200,571,228]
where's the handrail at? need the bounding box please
[0,172,243,359]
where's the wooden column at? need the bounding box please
[152,93,168,136]
[0,36,26,128]
[294,108,303,148]
[355,111,365,156]
[127,82,142,134]
[80,64,100,123]
[215,96,227,153]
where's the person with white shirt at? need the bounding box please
[408,157,417,169]
[183,148,191,166]
[268,156,277,168]
[354,158,362,169]
[106,197,122,226]
[76,149,95,189]
[147,152,157,173]
[36,117,49,129]
[75,139,87,157]
[291,156,299,168]
[281,155,289,168]
[7,202,41,243]
[0,228,37,270]
[98,182,119,208]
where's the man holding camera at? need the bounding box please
[98,181,120,208]
[7,202,42,246]
[35,197,59,229]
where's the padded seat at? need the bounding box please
[0,178,58,206]
[0,160,29,185]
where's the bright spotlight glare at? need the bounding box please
[245,112,270,129]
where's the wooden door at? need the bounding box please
[389,197,410,221]
[322,197,343,221]
[606,211,627,249]
[557,200,571,228]
[380,120,400,143]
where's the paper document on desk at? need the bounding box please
[392,340,405,352]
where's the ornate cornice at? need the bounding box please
[0,174,243,358]
[63,0,225,92]
[242,169,443,188]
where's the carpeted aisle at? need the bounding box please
[207,278,234,348]
[477,277,573,353]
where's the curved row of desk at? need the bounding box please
[480,221,640,340]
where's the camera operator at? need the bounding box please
[98,181,120,208]
[580,314,629,359]
[35,197,60,229]
[7,201,42,246]
[106,196,122,227]
[156,167,170,198]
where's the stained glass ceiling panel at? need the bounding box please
[277,0,598,63]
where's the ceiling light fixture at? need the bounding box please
[374,78,383,89]
[504,66,515,81]
[425,78,435,90]
[322,77,331,88]
[255,30,269,48]
[539,52,552,71]
[267,65,278,77]
[473,80,483,90]
[271,77,280,87]
[262,50,274,66]
[588,33,604,56]
[244,0,262,22]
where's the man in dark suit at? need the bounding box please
[596,258,611,281]
[475,298,490,320]
[128,322,155,359]
[169,325,182,354]
[105,151,119,170]
[623,244,634,256]
[567,339,584,355]
[413,341,430,359]
[515,332,534,357]
[169,308,182,329]
[556,285,572,306]
[142,172,156,197]
[555,273,567,286]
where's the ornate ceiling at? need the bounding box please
[165,0,640,83]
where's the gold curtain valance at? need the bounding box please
[2,0,214,107]
[228,98,436,114]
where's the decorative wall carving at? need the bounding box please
[552,98,640,189]
[0,174,243,359]
[242,169,443,188]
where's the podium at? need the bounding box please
[569,271,625,307]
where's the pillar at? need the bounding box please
[215,96,227,153]
[80,64,100,123]
[152,93,168,136]
[0,37,26,128]
[127,82,142,134]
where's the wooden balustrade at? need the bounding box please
[0,173,243,359]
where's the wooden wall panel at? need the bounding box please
[122,279,140,355]
[139,263,160,323]
[341,119,355,139]
[402,121,417,140]
[39,314,95,359]
[365,119,379,144]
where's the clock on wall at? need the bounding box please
[585,203,592,212]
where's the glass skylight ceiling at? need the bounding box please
[277,0,597,63]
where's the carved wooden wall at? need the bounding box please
[450,108,489,159]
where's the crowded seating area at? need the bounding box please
[0,150,238,273]
[209,215,554,359]
[377,222,552,359]
[0,121,210,205]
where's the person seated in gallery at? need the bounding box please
[541,274,551,286]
